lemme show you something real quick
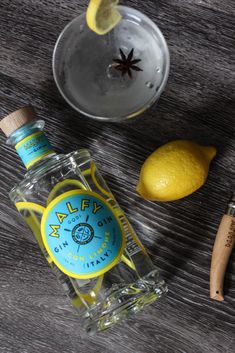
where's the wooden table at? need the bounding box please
[0,1,234,352]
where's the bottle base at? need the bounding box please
[84,269,167,334]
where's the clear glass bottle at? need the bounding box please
[0,107,167,333]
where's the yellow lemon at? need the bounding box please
[86,0,121,35]
[136,140,217,202]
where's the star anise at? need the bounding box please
[112,48,143,78]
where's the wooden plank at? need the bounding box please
[0,0,234,352]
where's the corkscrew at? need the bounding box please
[210,194,235,301]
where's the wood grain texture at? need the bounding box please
[0,0,235,352]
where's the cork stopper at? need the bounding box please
[0,106,36,137]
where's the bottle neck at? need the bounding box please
[7,120,56,170]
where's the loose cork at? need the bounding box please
[0,106,36,137]
[210,215,235,301]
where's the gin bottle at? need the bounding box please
[0,107,167,333]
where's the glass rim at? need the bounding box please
[52,5,170,122]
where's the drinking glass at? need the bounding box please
[53,6,170,121]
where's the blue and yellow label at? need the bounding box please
[41,190,125,279]
[15,132,54,169]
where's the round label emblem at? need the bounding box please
[41,190,125,279]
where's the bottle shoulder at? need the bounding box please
[10,148,91,200]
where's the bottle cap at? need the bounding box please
[0,106,36,137]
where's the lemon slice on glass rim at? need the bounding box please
[86,0,122,35]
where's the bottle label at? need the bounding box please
[41,190,125,279]
[15,131,54,169]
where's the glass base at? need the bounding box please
[84,269,167,334]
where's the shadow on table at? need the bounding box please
[85,97,235,283]
[43,75,234,284]
[224,250,235,298]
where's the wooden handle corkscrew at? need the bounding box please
[210,197,235,301]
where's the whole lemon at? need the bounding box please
[136,140,216,202]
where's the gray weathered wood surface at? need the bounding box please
[0,0,235,352]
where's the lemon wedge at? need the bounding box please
[86,0,122,35]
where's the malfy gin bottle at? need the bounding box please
[0,107,167,333]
